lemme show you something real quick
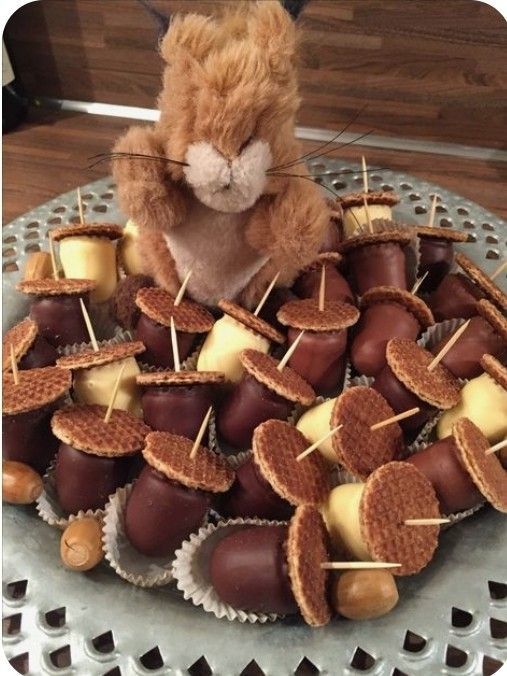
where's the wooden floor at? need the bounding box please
[3,108,506,224]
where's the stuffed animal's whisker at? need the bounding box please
[268,171,341,199]
[302,129,376,165]
[267,166,389,179]
[270,104,369,171]
[87,151,189,169]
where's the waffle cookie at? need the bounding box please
[331,387,404,480]
[480,354,507,390]
[252,420,329,507]
[360,287,434,329]
[17,278,96,296]
[240,349,315,406]
[337,190,400,210]
[51,223,123,241]
[218,299,285,344]
[3,318,38,370]
[277,298,359,332]
[137,370,225,386]
[136,287,214,333]
[3,366,72,415]
[360,461,440,575]
[143,431,234,492]
[416,226,469,242]
[301,252,343,271]
[453,418,507,513]
[52,404,150,456]
[287,505,332,627]
[111,274,154,330]
[338,229,412,255]
[476,299,507,342]
[386,338,461,409]
[455,253,507,311]
[57,342,145,370]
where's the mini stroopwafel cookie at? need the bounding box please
[338,229,412,255]
[252,420,329,507]
[455,253,507,311]
[136,287,214,333]
[3,318,38,370]
[143,431,234,492]
[137,370,225,386]
[52,404,150,456]
[56,341,145,370]
[17,278,96,296]
[240,349,315,406]
[337,190,400,210]
[301,252,343,271]
[416,226,469,242]
[277,298,359,332]
[3,366,72,415]
[386,338,461,409]
[360,461,440,575]
[218,299,284,344]
[286,505,332,627]
[453,418,507,513]
[360,287,434,329]
[331,387,404,480]
[480,354,507,390]
[476,299,507,342]
[51,223,123,241]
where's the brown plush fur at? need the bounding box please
[112,1,330,307]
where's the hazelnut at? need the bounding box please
[332,569,399,620]
[60,517,104,572]
[2,460,43,504]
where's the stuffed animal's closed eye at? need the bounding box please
[112,0,330,308]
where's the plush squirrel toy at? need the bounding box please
[112,1,330,308]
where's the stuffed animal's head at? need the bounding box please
[157,1,301,213]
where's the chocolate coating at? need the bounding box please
[407,436,483,514]
[125,465,210,557]
[217,375,293,450]
[431,316,506,380]
[373,364,433,434]
[429,273,484,321]
[18,334,58,369]
[351,303,420,377]
[418,238,454,293]
[348,242,407,295]
[287,327,346,394]
[215,456,294,520]
[30,294,91,347]
[135,313,195,368]
[210,525,298,615]
[142,384,213,443]
[257,287,298,334]
[110,274,154,330]
[55,443,131,514]
[3,404,58,474]
[293,264,354,305]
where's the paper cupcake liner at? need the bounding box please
[58,328,135,357]
[409,228,421,288]
[102,484,175,587]
[36,462,105,530]
[173,517,287,623]
[131,331,204,373]
[224,449,252,470]
[89,301,121,340]
[418,318,465,352]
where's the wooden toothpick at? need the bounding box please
[363,195,373,234]
[170,316,181,372]
[361,155,369,194]
[427,320,471,372]
[318,264,326,312]
[411,271,429,295]
[174,270,193,307]
[77,187,85,225]
[321,561,401,570]
[296,424,343,462]
[189,406,213,459]
[428,194,438,228]
[10,344,19,385]
[48,233,59,280]
[404,518,450,526]
[79,298,99,351]
[370,407,420,431]
[254,271,280,317]
[103,362,127,423]
[490,259,507,281]
[277,330,305,371]
[485,438,507,456]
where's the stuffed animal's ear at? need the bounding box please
[160,13,217,64]
[249,1,297,76]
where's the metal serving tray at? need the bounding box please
[2,160,506,676]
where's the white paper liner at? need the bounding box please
[102,484,175,587]
[418,317,466,351]
[58,329,135,357]
[36,461,105,530]
[224,449,252,470]
[173,517,287,623]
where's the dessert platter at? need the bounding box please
[2,161,507,676]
